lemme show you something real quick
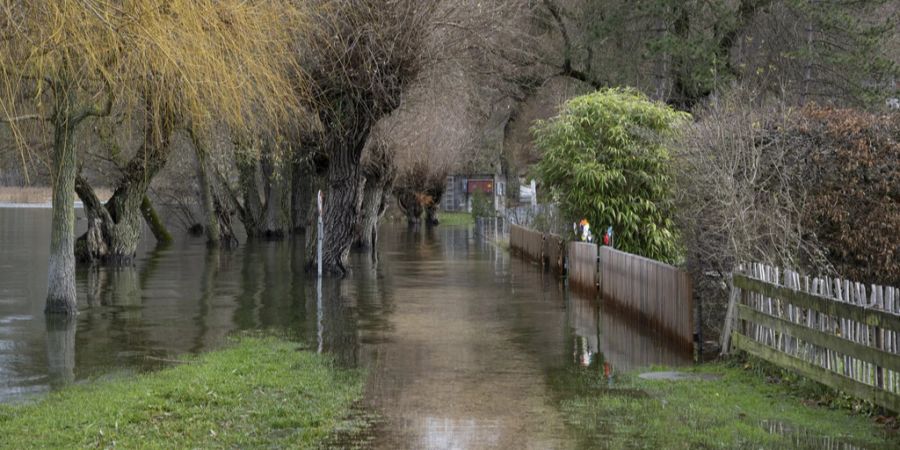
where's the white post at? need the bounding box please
[530,179,537,208]
[316,190,324,278]
[316,190,324,353]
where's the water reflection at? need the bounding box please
[45,315,75,388]
[2,207,694,448]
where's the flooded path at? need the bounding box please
[333,228,692,448]
[0,207,692,448]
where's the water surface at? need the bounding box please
[0,207,692,447]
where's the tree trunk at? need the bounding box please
[424,185,444,227]
[291,160,314,234]
[354,177,387,250]
[188,126,224,247]
[75,107,173,265]
[260,148,287,239]
[309,140,365,276]
[140,196,172,244]
[236,149,264,237]
[425,203,439,226]
[196,148,221,246]
[396,189,423,227]
[46,112,79,315]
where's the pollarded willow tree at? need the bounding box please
[299,0,435,275]
[533,88,689,263]
[0,0,302,314]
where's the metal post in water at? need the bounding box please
[316,190,324,278]
[316,190,325,353]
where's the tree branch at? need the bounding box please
[0,113,48,123]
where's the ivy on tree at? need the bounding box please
[532,88,688,263]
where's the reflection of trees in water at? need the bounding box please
[45,315,75,388]
[73,246,164,376]
[189,247,220,353]
[234,240,309,333]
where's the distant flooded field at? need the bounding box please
[0,186,112,205]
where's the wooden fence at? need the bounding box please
[598,247,694,348]
[509,224,543,262]
[724,263,900,412]
[568,242,598,290]
[542,233,566,276]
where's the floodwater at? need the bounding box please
[0,206,693,447]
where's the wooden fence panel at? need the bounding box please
[729,263,900,412]
[543,233,566,275]
[568,242,598,291]
[597,247,694,348]
[509,224,543,262]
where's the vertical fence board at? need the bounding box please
[732,264,900,412]
[596,247,694,348]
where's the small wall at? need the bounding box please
[567,242,598,291]
[598,247,694,348]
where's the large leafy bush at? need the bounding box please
[532,88,689,263]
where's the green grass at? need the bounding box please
[552,359,899,449]
[0,337,365,449]
[437,212,474,226]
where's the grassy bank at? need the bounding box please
[552,358,898,449]
[0,337,365,449]
[436,211,474,226]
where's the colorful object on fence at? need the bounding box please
[573,218,593,243]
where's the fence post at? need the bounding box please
[720,273,740,355]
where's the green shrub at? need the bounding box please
[532,88,689,263]
[470,191,494,219]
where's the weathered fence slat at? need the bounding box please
[509,224,544,263]
[597,247,693,348]
[567,241,598,290]
[734,333,900,413]
[734,275,900,332]
[736,304,900,372]
[728,264,900,412]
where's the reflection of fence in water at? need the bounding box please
[567,289,693,372]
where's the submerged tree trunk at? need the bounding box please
[291,159,315,234]
[75,103,173,265]
[260,147,288,239]
[425,202,439,226]
[424,182,444,227]
[354,137,395,250]
[355,180,388,250]
[196,147,221,246]
[46,111,79,315]
[310,138,366,276]
[235,147,264,237]
[396,189,423,227]
[140,196,172,244]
